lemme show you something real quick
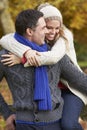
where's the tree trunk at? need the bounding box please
[0,0,15,34]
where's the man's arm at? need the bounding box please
[60,55,87,94]
[0,94,15,130]
[0,50,16,130]
[0,94,14,120]
[0,50,14,119]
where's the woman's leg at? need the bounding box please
[61,89,84,130]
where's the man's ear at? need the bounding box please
[26,28,33,36]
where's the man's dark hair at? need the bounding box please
[15,9,43,35]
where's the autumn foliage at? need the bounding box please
[0,0,87,61]
[0,0,87,129]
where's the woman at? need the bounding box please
[0,3,86,130]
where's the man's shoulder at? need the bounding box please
[0,49,8,60]
[0,49,8,55]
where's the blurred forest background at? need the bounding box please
[0,0,87,130]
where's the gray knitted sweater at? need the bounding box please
[0,49,87,123]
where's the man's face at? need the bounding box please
[30,17,48,45]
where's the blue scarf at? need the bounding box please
[14,33,52,110]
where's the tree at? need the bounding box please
[0,0,87,61]
[0,0,15,35]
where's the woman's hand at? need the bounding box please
[1,52,21,66]
[24,49,41,67]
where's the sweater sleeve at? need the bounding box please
[0,33,66,66]
[0,33,30,58]
[67,40,82,71]
[65,28,77,64]
[64,28,82,71]
[24,37,66,67]
[60,55,87,94]
[0,50,14,120]
[0,94,14,120]
[38,37,66,65]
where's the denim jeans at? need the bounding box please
[61,89,84,130]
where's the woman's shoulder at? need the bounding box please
[64,27,73,37]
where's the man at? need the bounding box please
[0,9,87,130]
[0,9,63,130]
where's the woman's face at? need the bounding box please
[45,19,60,42]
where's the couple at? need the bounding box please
[0,3,87,130]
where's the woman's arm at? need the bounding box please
[0,33,66,66]
[0,33,30,58]
[65,28,77,64]
[24,37,66,66]
[64,28,82,71]
[38,38,66,65]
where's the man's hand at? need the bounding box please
[5,114,16,130]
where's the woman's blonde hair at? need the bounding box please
[37,3,69,48]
